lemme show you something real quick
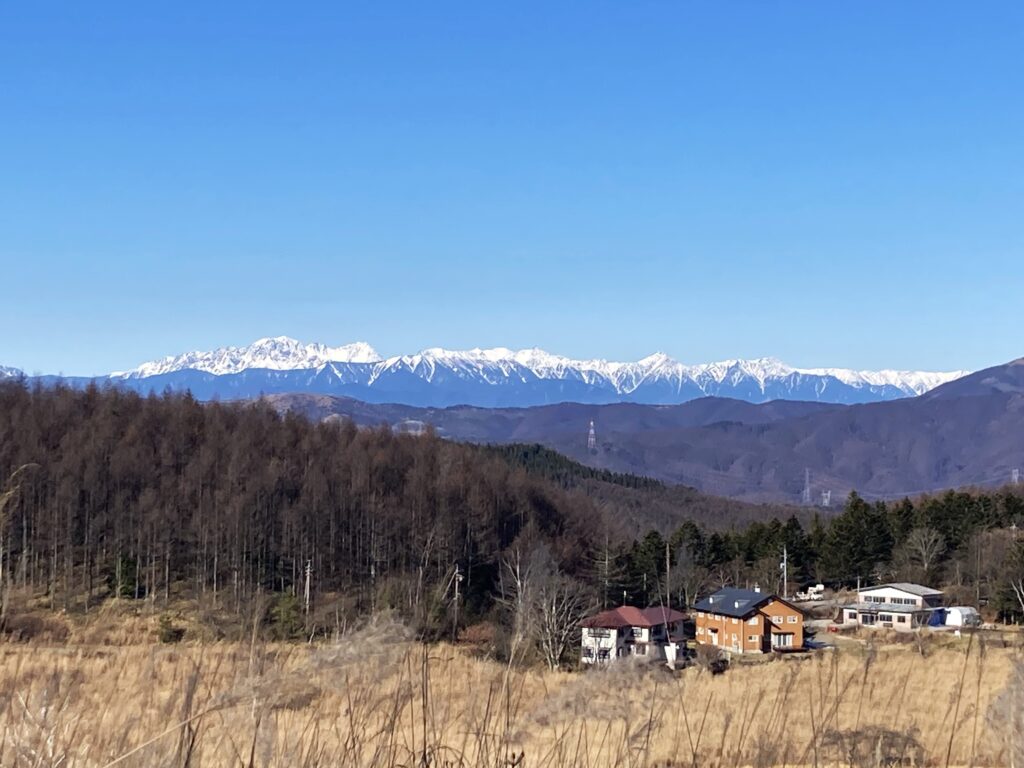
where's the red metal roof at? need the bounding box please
[581,605,687,629]
[640,606,687,625]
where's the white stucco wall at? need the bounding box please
[858,586,926,607]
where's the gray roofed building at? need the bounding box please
[870,582,943,597]
[840,582,946,632]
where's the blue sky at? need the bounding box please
[1,3,1021,375]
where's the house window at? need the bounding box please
[696,627,704,635]
[879,614,893,623]
[631,627,644,638]
[635,644,647,656]
[597,649,610,660]
[697,611,704,618]
[731,633,737,641]
[748,617,759,625]
[897,615,906,623]
[732,618,738,624]
[772,616,783,625]
[748,635,759,643]
[582,647,594,658]
[787,615,798,624]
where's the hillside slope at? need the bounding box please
[268,358,1024,502]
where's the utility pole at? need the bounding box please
[665,540,671,609]
[452,563,462,642]
[780,545,788,599]
[303,560,312,616]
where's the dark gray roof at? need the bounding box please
[693,588,772,619]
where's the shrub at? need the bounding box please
[1,613,70,643]
[694,644,728,674]
[267,593,305,641]
[157,615,185,644]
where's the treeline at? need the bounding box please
[0,381,597,628]
[617,488,1024,621]
[482,444,664,491]
[3,380,1024,635]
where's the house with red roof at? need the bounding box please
[580,605,687,666]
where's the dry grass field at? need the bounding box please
[1,621,1022,768]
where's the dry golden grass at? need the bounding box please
[0,625,1021,767]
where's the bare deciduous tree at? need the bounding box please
[534,573,588,670]
[670,544,709,609]
[499,545,589,670]
[0,464,37,624]
[905,527,945,574]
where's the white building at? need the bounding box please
[580,606,686,666]
[840,583,944,631]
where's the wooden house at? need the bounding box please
[693,587,804,654]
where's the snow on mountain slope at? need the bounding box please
[0,365,22,378]
[113,336,381,378]
[103,337,968,405]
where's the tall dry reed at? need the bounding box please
[0,628,1019,767]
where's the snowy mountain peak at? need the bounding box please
[89,337,972,406]
[637,352,675,368]
[114,336,381,378]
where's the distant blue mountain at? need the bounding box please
[1,336,969,407]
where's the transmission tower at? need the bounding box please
[587,420,597,452]
[1014,468,1021,485]
[802,468,812,505]
[820,490,831,508]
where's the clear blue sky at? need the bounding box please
[2,3,1021,376]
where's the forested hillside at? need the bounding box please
[3,381,1024,641]
[269,359,1024,502]
[0,382,602,626]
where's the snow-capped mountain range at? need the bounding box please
[3,336,970,407]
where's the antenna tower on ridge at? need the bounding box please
[1014,468,1021,486]
[820,490,831,508]
[587,420,597,452]
[802,468,812,505]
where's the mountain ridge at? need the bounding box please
[3,336,970,407]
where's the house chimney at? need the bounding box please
[734,601,740,609]
[708,596,714,605]
[754,583,761,593]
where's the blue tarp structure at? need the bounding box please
[928,608,946,627]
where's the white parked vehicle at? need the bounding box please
[795,584,826,601]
